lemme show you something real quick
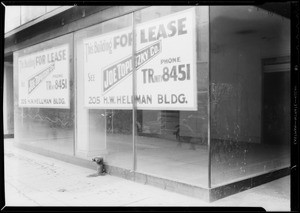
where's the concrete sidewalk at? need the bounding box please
[3,139,290,210]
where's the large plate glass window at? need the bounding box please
[133,6,209,187]
[75,13,134,169]
[210,6,290,186]
[14,34,74,155]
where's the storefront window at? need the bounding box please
[75,6,209,186]
[14,34,75,155]
[9,5,292,192]
[210,6,290,186]
[75,14,134,169]
[134,6,209,187]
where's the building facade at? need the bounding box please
[3,4,291,201]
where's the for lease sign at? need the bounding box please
[84,8,197,110]
[18,44,70,108]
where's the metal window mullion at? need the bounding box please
[207,5,212,189]
[132,12,137,171]
[72,32,76,157]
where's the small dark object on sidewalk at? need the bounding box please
[92,157,106,176]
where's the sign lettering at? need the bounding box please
[84,8,197,110]
[18,44,70,108]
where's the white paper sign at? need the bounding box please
[18,44,70,108]
[84,27,133,109]
[84,8,197,110]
